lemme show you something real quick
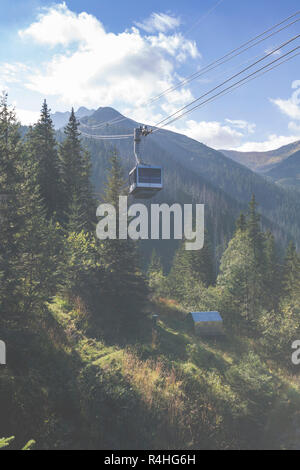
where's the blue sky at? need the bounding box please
[0,0,299,150]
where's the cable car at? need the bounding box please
[129,164,163,198]
[129,127,163,199]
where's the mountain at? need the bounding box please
[221,140,300,173]
[74,107,300,266]
[264,150,300,190]
[51,106,95,129]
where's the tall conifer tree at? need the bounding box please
[100,151,148,334]
[59,108,95,232]
[283,242,300,309]
[0,93,23,318]
[26,100,61,219]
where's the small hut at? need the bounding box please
[189,311,224,336]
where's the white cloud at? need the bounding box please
[135,12,181,33]
[288,121,300,133]
[15,108,40,125]
[234,81,300,151]
[0,63,29,86]
[225,119,256,134]
[168,119,244,148]
[270,79,300,120]
[168,116,300,151]
[19,2,104,47]
[17,3,199,111]
[234,134,300,152]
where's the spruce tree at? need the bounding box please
[168,241,192,303]
[191,233,215,287]
[247,194,264,258]
[100,151,148,335]
[0,93,23,318]
[236,213,247,232]
[17,153,63,317]
[264,231,282,311]
[283,242,300,309]
[217,197,266,332]
[59,108,95,231]
[26,100,61,219]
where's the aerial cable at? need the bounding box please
[79,115,127,130]
[79,11,300,131]
[157,45,300,128]
[154,34,300,127]
[80,49,299,140]
[185,0,225,35]
[79,131,133,140]
[148,11,300,105]
[152,51,300,136]
[78,11,300,133]
[155,45,300,129]
[208,51,300,106]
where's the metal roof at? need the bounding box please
[190,311,222,322]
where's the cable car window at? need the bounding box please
[138,168,161,184]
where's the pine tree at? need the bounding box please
[167,232,214,306]
[0,93,23,318]
[26,100,61,219]
[66,193,88,234]
[17,152,63,317]
[283,242,300,309]
[191,234,215,287]
[59,108,95,231]
[247,194,264,258]
[264,231,282,311]
[217,197,267,332]
[0,95,63,321]
[100,151,148,335]
[236,212,247,232]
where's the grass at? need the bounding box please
[45,295,300,449]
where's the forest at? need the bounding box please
[1,93,300,450]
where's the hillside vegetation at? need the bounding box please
[1,96,300,450]
[221,140,300,173]
[265,150,300,191]
[2,293,300,450]
[79,108,300,258]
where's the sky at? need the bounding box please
[0,0,299,151]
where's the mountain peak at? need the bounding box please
[51,107,95,129]
[76,106,95,118]
[90,107,125,121]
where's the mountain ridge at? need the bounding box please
[265,149,300,190]
[75,107,300,258]
[51,106,95,129]
[221,140,300,173]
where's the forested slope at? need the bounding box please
[78,108,300,259]
[1,97,300,450]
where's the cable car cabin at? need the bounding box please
[129,164,163,199]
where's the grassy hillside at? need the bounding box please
[221,140,300,173]
[265,150,300,191]
[2,296,300,450]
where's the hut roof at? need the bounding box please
[190,311,222,323]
